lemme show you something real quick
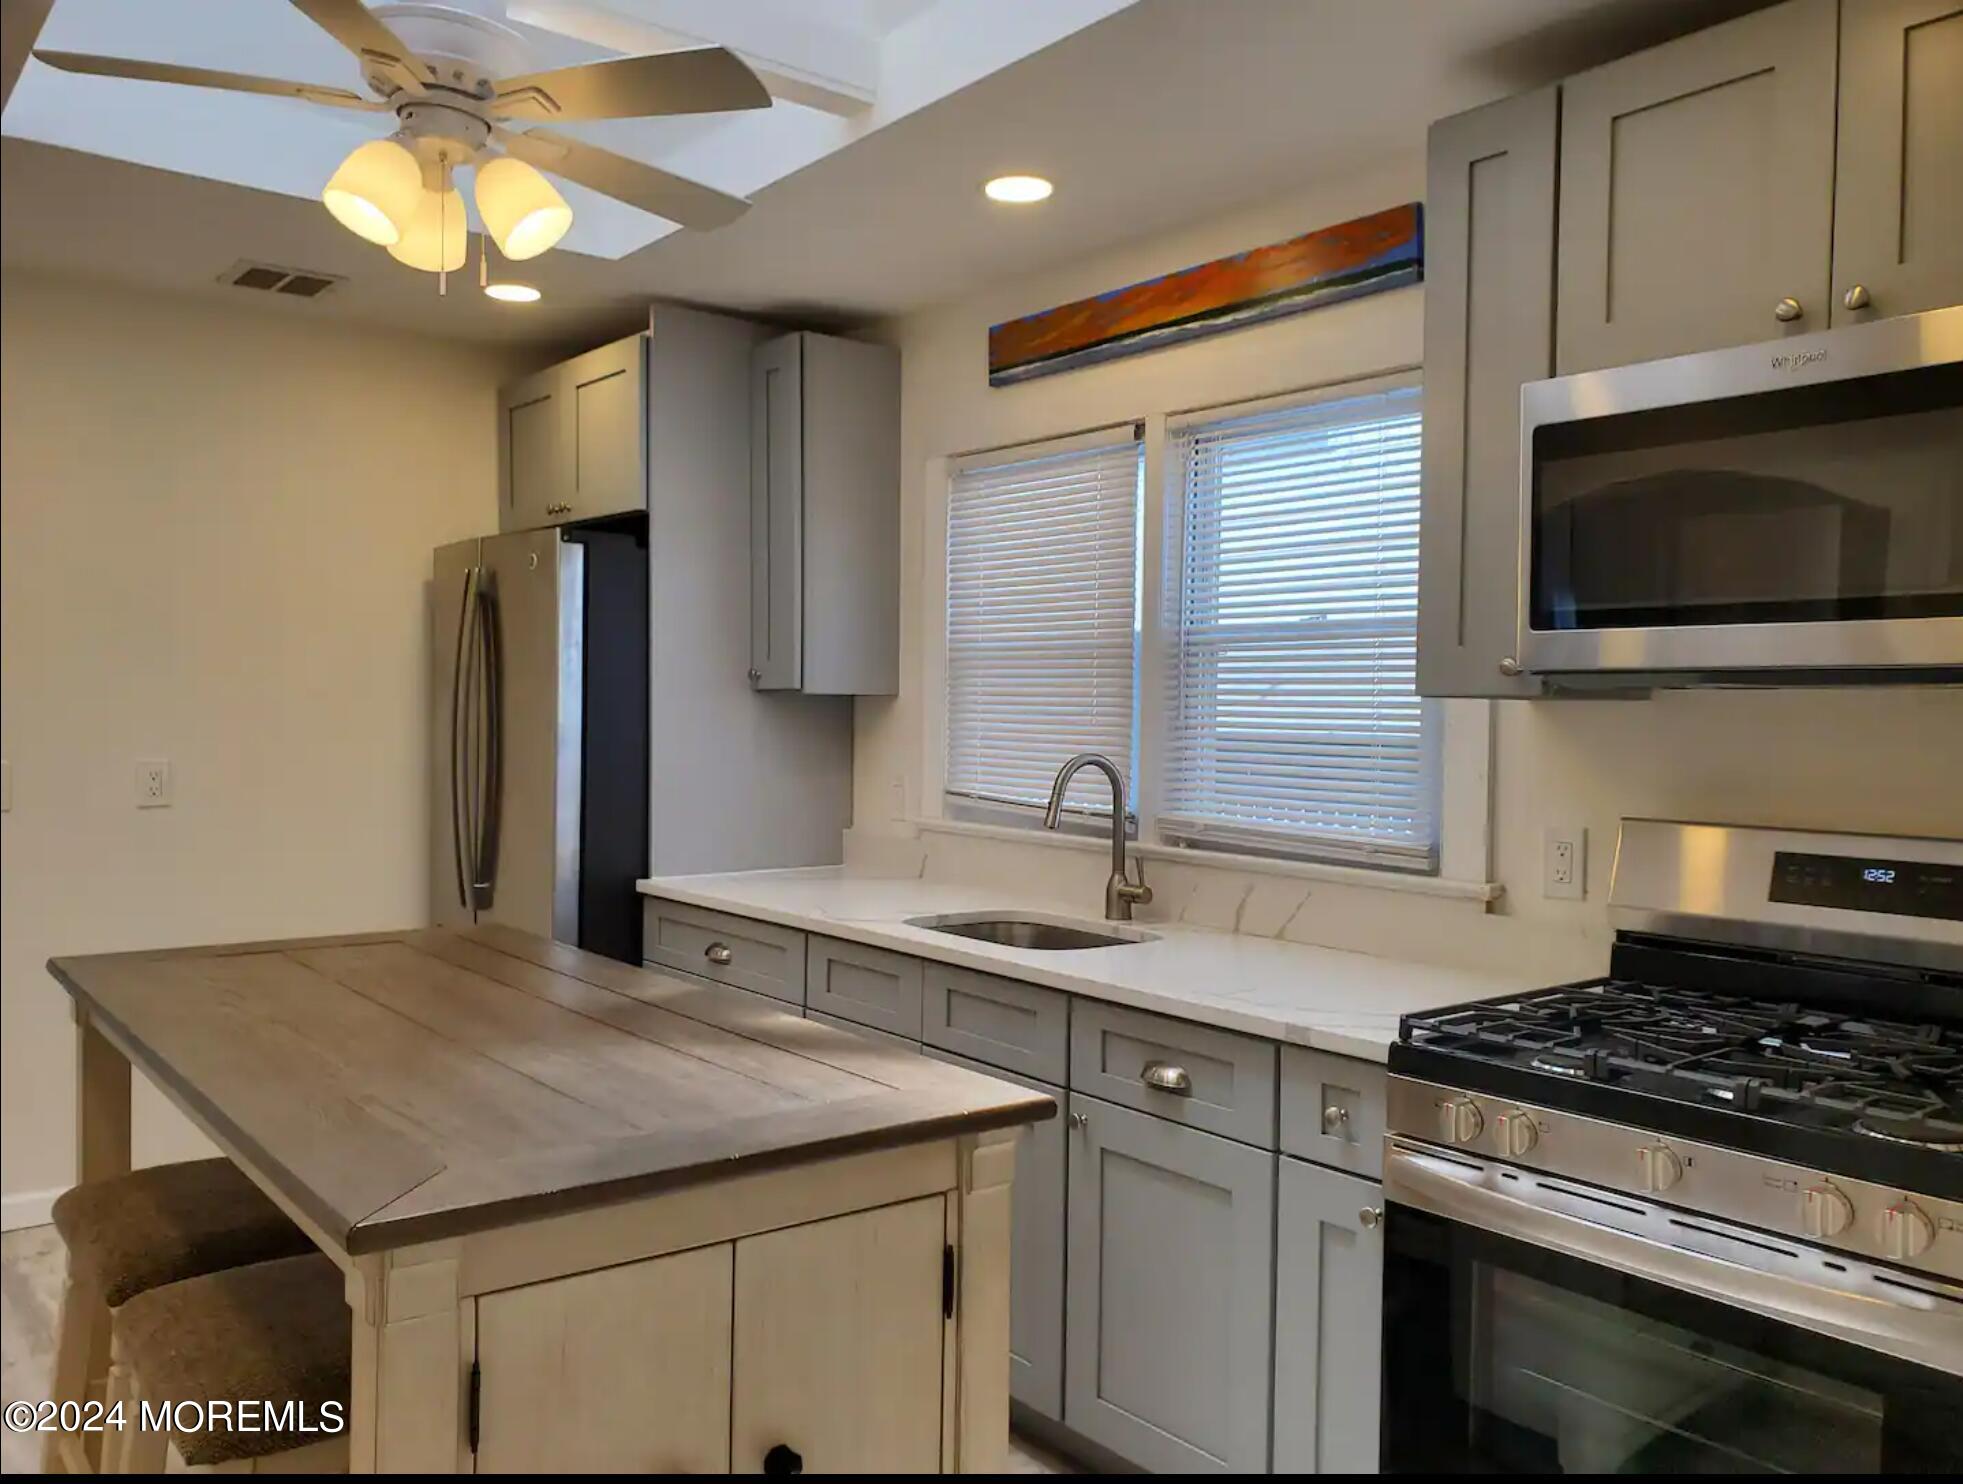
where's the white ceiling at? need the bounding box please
[1,0,1766,348]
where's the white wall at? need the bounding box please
[0,271,514,1220]
[854,151,1963,978]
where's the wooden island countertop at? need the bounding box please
[48,923,1055,1255]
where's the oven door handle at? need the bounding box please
[1384,1143,1963,1377]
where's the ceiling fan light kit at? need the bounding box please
[34,0,770,291]
[320,138,424,246]
[484,282,542,303]
[475,156,572,261]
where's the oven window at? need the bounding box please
[1529,365,1963,631]
[1383,1207,1963,1473]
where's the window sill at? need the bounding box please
[909,815,1504,903]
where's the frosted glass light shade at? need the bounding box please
[475,157,572,261]
[387,186,467,272]
[321,139,422,246]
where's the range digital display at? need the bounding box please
[1770,851,1963,922]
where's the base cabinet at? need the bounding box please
[1064,1095,1274,1473]
[1272,1159,1385,1474]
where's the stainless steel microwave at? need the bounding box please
[1517,307,1963,682]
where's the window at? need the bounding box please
[944,430,1142,822]
[1161,381,1437,870]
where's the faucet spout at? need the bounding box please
[1043,753,1153,921]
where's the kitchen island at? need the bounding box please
[48,924,1052,1473]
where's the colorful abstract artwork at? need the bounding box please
[987,203,1424,386]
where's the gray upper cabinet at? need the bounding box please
[1554,0,1838,373]
[1831,0,1963,324]
[1064,1095,1274,1473]
[749,331,899,695]
[498,333,648,531]
[1272,1159,1384,1475]
[1416,86,1556,697]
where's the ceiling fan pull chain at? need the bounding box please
[439,155,450,297]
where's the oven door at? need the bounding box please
[1517,307,1963,678]
[1382,1142,1963,1473]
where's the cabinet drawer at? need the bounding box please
[642,899,806,1005]
[1279,1045,1388,1179]
[922,965,1069,1083]
[806,1009,920,1053]
[1070,1002,1276,1148]
[806,937,924,1039]
[648,962,803,1018]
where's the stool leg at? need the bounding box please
[102,1324,134,1473]
[117,1380,169,1476]
[41,1268,109,1474]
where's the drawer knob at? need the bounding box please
[1842,283,1871,311]
[1321,1103,1351,1136]
[1140,1061,1192,1095]
[1498,656,1522,677]
[1773,296,1804,323]
[1358,1206,1383,1230]
[1068,1110,1089,1131]
[705,942,734,966]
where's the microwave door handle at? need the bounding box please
[474,582,503,908]
[1383,1144,1963,1375]
[448,567,477,911]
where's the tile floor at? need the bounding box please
[1,1223,1074,1475]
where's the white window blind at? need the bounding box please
[945,430,1141,821]
[1163,382,1437,870]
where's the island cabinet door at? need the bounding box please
[1064,1095,1275,1473]
[473,1241,734,1473]
[1272,1158,1385,1474]
[730,1194,949,1473]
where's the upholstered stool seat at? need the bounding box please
[112,1253,352,1472]
[52,1157,315,1305]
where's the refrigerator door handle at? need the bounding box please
[448,566,478,911]
[474,578,503,907]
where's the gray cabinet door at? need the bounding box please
[926,1048,1066,1421]
[562,335,647,523]
[1416,87,1554,697]
[499,363,565,533]
[1555,0,1838,372]
[1831,0,1963,325]
[750,333,804,690]
[1272,1159,1384,1475]
[1065,1095,1274,1473]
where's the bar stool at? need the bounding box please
[109,1253,351,1474]
[45,1158,317,1472]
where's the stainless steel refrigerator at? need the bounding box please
[429,524,648,962]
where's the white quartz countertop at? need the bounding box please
[636,868,1529,1063]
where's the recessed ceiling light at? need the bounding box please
[985,174,1053,204]
[484,282,542,303]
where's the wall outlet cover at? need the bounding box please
[1544,824,1585,900]
[136,759,172,809]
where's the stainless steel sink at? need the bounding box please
[905,913,1154,950]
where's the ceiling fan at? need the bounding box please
[33,0,771,280]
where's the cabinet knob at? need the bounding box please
[1498,656,1522,677]
[1321,1104,1351,1135]
[705,942,734,966]
[1067,1110,1089,1131]
[1773,297,1804,323]
[747,667,762,683]
[1843,284,1872,311]
[1140,1061,1192,1095]
[763,1443,804,1475]
[1358,1206,1383,1230]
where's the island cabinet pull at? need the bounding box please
[1140,1060,1193,1095]
[704,942,734,966]
[763,1443,803,1474]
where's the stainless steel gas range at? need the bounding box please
[1382,820,1963,1473]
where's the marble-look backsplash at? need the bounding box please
[844,824,1606,984]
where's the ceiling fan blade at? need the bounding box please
[492,45,769,121]
[33,49,386,110]
[288,0,428,96]
[494,126,752,231]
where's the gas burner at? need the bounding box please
[1852,1115,1963,1152]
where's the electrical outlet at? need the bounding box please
[1544,824,1585,899]
[135,759,172,809]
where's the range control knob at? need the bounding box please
[1801,1181,1856,1239]
[1879,1199,1937,1261]
[1495,1109,1539,1157]
[1636,1143,1684,1194]
[1437,1097,1484,1144]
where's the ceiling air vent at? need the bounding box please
[217,261,346,298]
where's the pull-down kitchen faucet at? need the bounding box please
[1043,753,1152,922]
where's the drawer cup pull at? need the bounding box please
[704,942,734,966]
[1141,1061,1192,1095]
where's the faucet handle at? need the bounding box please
[1117,878,1153,906]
